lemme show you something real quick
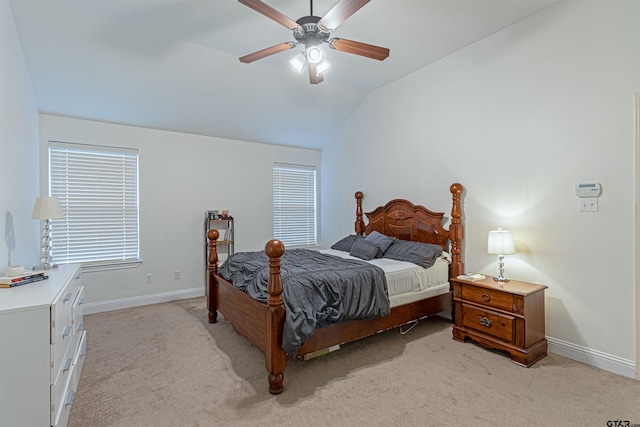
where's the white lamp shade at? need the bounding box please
[315,59,330,74]
[32,196,64,220]
[289,53,306,73]
[487,229,515,255]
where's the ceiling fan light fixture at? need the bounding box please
[237,0,389,84]
[290,53,307,73]
[316,59,330,74]
[306,45,323,64]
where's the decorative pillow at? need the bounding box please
[349,239,379,261]
[382,240,443,268]
[365,231,396,258]
[331,234,364,252]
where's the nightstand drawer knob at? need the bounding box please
[482,293,490,302]
[478,316,493,328]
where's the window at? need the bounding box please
[49,141,140,270]
[273,163,317,248]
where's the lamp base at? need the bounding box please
[33,263,59,271]
[493,276,510,287]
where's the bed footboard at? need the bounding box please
[207,231,288,394]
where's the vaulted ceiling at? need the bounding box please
[10,0,560,149]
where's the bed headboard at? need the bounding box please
[354,183,464,278]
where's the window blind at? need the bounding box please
[273,163,317,247]
[49,142,140,268]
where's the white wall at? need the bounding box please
[39,115,320,307]
[321,1,639,376]
[0,2,40,270]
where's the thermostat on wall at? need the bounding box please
[575,182,601,198]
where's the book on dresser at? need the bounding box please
[0,271,47,287]
[456,273,486,282]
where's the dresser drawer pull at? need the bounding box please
[478,316,493,328]
[482,293,490,302]
[62,325,72,339]
[64,389,74,407]
[63,357,73,372]
[76,321,84,333]
[63,292,73,303]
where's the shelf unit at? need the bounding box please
[204,212,234,280]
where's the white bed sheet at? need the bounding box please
[319,248,451,308]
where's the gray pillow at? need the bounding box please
[349,239,379,261]
[382,240,443,268]
[365,231,396,258]
[331,235,364,252]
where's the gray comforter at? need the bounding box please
[219,249,390,356]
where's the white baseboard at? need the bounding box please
[84,287,205,315]
[547,336,636,379]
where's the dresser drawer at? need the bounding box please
[51,284,76,345]
[461,284,514,313]
[461,304,515,343]
[72,285,85,336]
[51,269,82,385]
[51,347,74,427]
[52,373,74,427]
[73,331,87,390]
[70,285,85,357]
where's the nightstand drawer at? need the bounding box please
[462,304,514,343]
[461,285,514,313]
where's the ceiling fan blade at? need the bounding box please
[318,0,370,31]
[238,0,302,30]
[239,42,297,63]
[308,62,324,84]
[329,38,389,61]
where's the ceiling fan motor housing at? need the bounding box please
[294,15,330,47]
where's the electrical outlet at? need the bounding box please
[579,198,598,212]
[174,270,181,280]
[146,273,152,283]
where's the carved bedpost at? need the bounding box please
[207,229,219,323]
[449,183,464,279]
[265,239,286,395]
[355,191,364,235]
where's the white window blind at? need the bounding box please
[273,163,317,248]
[49,142,140,269]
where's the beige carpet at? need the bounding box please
[69,297,640,427]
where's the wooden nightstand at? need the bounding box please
[452,276,548,367]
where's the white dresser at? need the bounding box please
[0,264,86,427]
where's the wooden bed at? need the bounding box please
[206,183,464,394]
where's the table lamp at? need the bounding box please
[487,228,515,282]
[32,196,64,270]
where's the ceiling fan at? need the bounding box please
[238,0,390,84]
